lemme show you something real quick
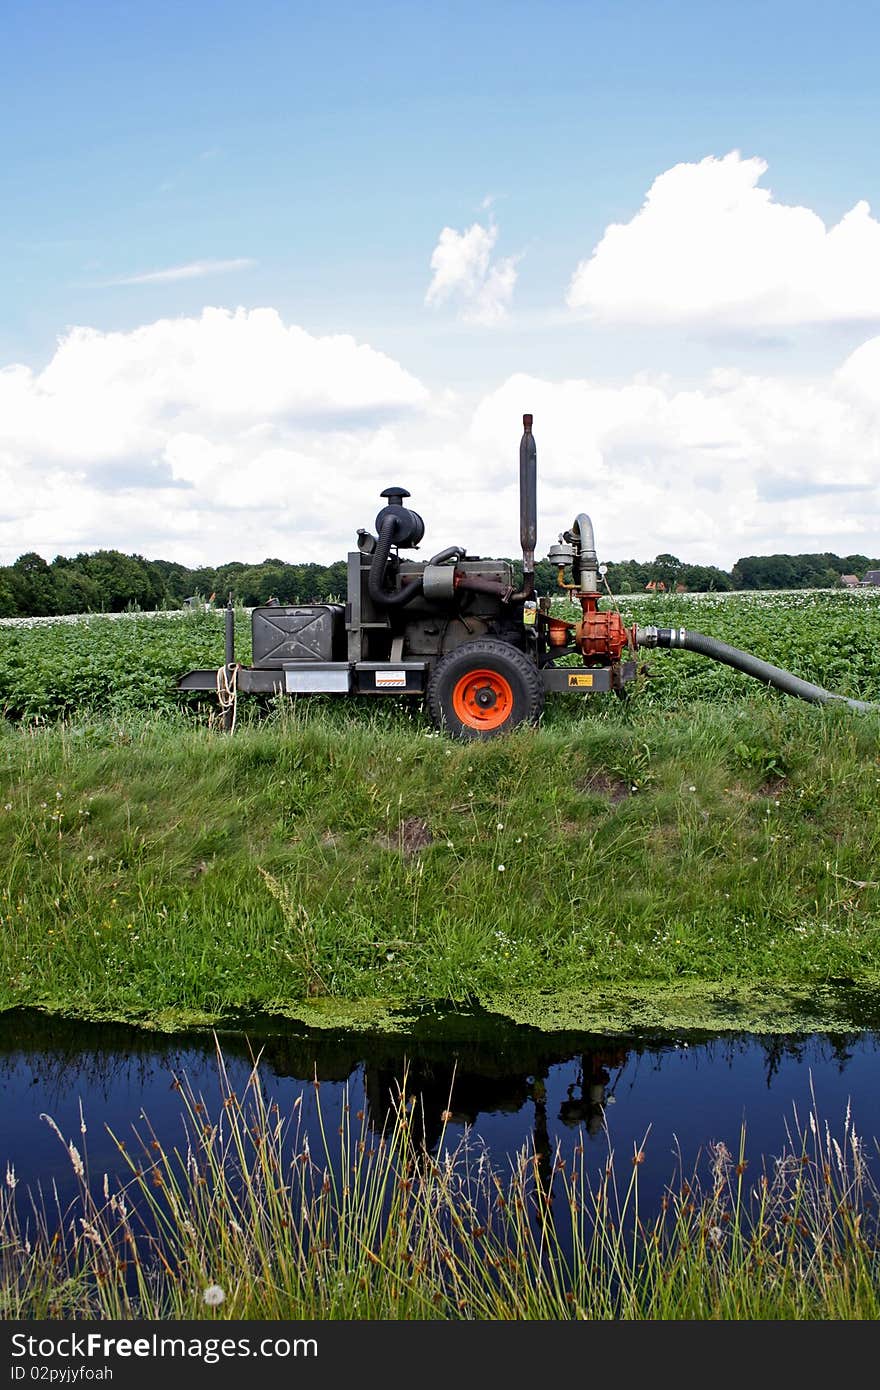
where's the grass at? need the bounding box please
[1,693,880,1030]
[2,1048,878,1320]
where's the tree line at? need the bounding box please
[0,547,877,619]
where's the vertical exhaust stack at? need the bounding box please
[519,413,537,599]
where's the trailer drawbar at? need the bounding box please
[178,416,879,738]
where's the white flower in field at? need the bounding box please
[497,864,505,872]
[496,823,504,831]
[3,804,10,812]
[203,1284,226,1307]
[688,785,696,793]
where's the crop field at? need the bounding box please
[1,589,880,722]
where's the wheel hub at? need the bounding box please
[451,668,515,729]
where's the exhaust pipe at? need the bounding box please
[518,413,537,599]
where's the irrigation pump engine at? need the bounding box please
[178,415,641,737]
[180,414,880,734]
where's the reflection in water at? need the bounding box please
[1,1009,879,1222]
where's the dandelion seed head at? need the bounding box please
[203,1284,225,1307]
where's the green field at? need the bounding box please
[1,590,879,1033]
[2,588,880,721]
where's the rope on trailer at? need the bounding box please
[216,662,240,733]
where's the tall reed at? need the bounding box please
[2,1052,878,1320]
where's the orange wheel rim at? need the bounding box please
[452,669,514,729]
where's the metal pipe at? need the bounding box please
[571,512,599,594]
[455,573,514,600]
[511,414,537,601]
[519,414,537,595]
[636,626,880,712]
[572,513,597,565]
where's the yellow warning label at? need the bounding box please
[567,673,594,688]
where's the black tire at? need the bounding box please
[426,639,544,739]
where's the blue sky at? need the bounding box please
[2,0,880,568]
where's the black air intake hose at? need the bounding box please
[368,516,424,607]
[426,545,465,566]
[637,626,880,713]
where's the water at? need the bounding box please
[2,1009,879,1220]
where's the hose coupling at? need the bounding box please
[635,626,688,649]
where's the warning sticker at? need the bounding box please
[376,670,407,688]
[567,673,594,688]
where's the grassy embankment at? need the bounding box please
[2,690,880,1033]
[3,1053,878,1320]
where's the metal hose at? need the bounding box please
[572,513,598,566]
[636,626,880,713]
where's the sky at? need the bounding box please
[2,0,880,572]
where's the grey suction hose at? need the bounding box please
[368,517,424,607]
[637,626,880,713]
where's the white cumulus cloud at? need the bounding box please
[425,220,518,324]
[0,308,429,565]
[3,305,880,571]
[465,346,880,566]
[567,152,880,328]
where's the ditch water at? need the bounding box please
[3,1008,880,1222]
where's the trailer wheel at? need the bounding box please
[426,640,544,738]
